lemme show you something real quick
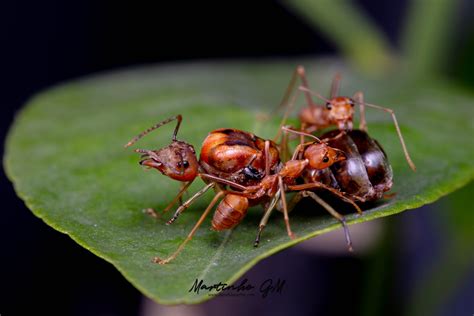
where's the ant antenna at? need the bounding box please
[298,86,331,103]
[124,114,183,148]
[281,126,323,143]
[357,101,416,172]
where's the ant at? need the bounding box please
[240,126,364,250]
[274,65,416,172]
[124,115,283,264]
[125,115,360,263]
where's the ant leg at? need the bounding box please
[124,114,182,148]
[302,191,353,252]
[359,99,416,171]
[278,65,315,112]
[264,140,271,176]
[162,181,193,214]
[299,122,307,146]
[154,191,225,264]
[254,190,281,247]
[330,72,342,98]
[279,176,295,239]
[273,66,315,142]
[274,88,303,142]
[281,126,290,162]
[288,182,363,214]
[299,86,331,103]
[353,91,367,132]
[282,126,323,144]
[199,173,247,191]
[167,182,215,225]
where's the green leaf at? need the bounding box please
[4,60,474,304]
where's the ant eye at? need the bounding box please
[176,161,189,169]
[349,99,355,107]
[325,103,332,110]
[322,156,329,163]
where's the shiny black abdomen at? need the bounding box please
[321,129,393,201]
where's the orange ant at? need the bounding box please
[125,115,361,263]
[124,115,283,264]
[274,65,416,171]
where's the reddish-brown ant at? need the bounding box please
[161,127,362,262]
[125,115,283,264]
[245,126,365,250]
[275,65,416,172]
[125,115,360,263]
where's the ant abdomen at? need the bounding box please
[320,129,393,201]
[211,194,249,231]
[200,128,280,186]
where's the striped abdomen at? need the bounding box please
[212,194,249,231]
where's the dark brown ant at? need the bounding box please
[274,65,416,172]
[283,127,393,203]
[244,127,365,250]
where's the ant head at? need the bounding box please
[325,97,355,129]
[303,143,346,169]
[137,141,199,182]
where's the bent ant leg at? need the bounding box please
[264,140,271,176]
[167,182,215,225]
[282,126,323,144]
[124,114,182,148]
[254,190,281,247]
[354,94,416,171]
[162,181,193,214]
[273,66,316,142]
[301,190,353,252]
[282,123,345,146]
[288,182,363,214]
[330,72,342,98]
[199,174,247,191]
[353,91,367,132]
[278,176,295,240]
[154,191,225,264]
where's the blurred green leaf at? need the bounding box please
[4,60,474,304]
[401,0,457,77]
[284,0,395,74]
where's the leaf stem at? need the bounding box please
[283,0,395,75]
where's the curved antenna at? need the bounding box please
[281,126,323,143]
[124,114,183,148]
[357,101,417,172]
[298,86,331,103]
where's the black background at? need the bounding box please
[2,1,473,315]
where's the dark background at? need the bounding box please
[2,1,473,315]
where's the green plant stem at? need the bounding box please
[401,0,458,77]
[283,0,395,75]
